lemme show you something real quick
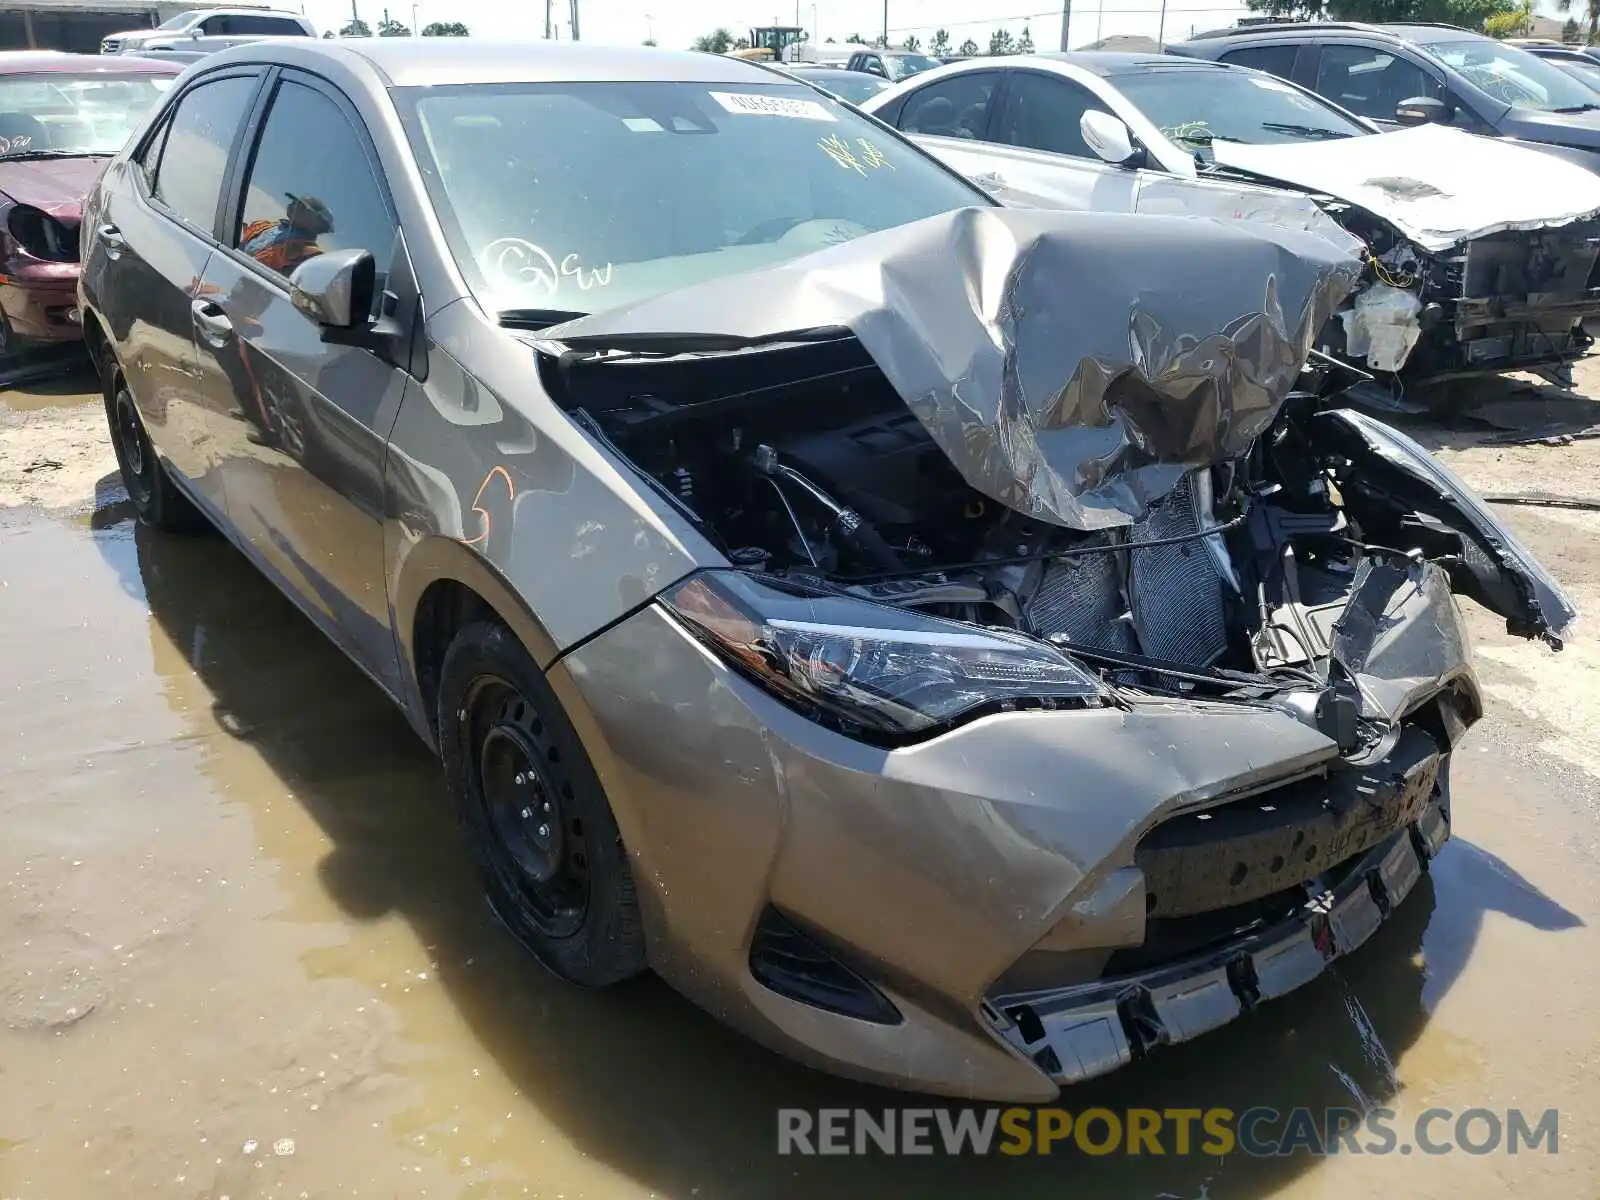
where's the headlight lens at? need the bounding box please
[661,571,1106,739]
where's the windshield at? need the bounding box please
[155,9,200,29]
[1115,67,1370,150]
[397,80,985,319]
[884,52,942,80]
[1423,38,1600,111]
[1549,55,1600,94]
[0,73,174,158]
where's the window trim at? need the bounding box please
[135,66,268,242]
[217,67,399,298]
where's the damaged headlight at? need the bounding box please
[662,571,1107,738]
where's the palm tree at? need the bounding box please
[1558,0,1600,44]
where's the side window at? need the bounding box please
[897,72,999,140]
[199,13,229,33]
[150,74,257,234]
[1220,44,1299,81]
[234,79,396,302]
[863,55,883,76]
[235,14,301,33]
[993,72,1113,158]
[1315,45,1438,121]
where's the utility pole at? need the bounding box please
[881,0,887,46]
[569,0,580,40]
[544,0,552,37]
[1059,0,1071,50]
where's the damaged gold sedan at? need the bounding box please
[82,39,1575,1100]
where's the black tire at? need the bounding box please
[437,620,645,987]
[104,376,204,533]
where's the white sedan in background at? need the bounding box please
[863,52,1600,390]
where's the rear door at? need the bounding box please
[93,67,263,518]
[195,68,409,689]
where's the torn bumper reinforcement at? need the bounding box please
[988,801,1449,1086]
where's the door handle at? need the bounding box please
[191,298,234,344]
[97,223,125,252]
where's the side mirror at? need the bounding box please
[1395,96,1449,125]
[1081,109,1141,166]
[289,247,374,329]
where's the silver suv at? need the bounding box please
[101,8,314,55]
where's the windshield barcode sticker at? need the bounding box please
[709,91,836,121]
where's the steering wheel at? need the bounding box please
[734,216,869,247]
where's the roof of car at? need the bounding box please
[0,49,182,75]
[302,38,785,87]
[983,50,1227,75]
[1182,20,1485,42]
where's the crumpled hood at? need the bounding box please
[543,206,1361,530]
[0,155,105,220]
[1210,123,1600,253]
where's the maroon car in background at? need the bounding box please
[0,52,179,355]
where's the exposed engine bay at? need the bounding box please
[542,330,1566,753]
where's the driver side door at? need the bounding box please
[195,68,410,692]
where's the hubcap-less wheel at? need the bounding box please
[467,676,590,939]
[113,387,156,508]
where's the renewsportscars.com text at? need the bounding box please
[776,1106,1559,1158]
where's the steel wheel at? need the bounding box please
[465,676,591,938]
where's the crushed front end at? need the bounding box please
[531,207,1574,1096]
[1331,214,1600,383]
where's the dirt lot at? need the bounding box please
[3,361,1600,1199]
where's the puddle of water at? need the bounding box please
[0,496,1596,1199]
[0,364,99,414]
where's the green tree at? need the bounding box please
[339,16,371,35]
[929,27,951,55]
[692,27,734,52]
[1017,24,1035,52]
[421,20,469,34]
[988,27,1016,54]
[1485,0,1533,34]
[1564,14,1582,37]
[873,33,888,46]
[377,17,409,35]
[642,36,657,45]
[957,36,979,55]
[903,33,921,50]
[1246,0,1515,27]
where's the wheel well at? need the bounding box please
[412,579,498,734]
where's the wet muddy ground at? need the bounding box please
[3,365,1599,1199]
